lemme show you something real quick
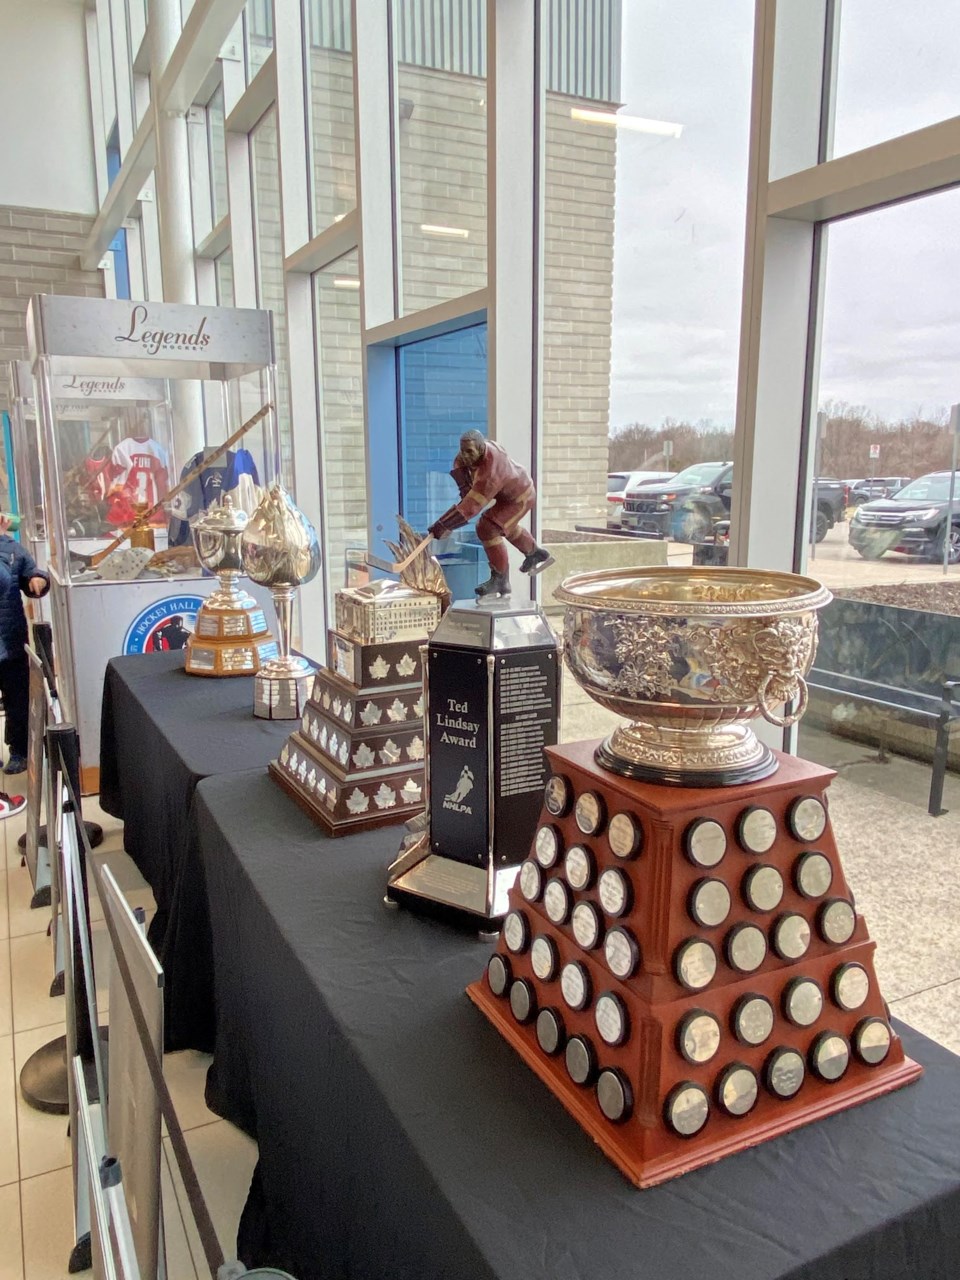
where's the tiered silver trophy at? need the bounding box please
[185,495,278,676]
[242,483,321,719]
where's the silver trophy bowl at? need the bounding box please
[555,566,831,786]
[192,495,257,611]
[242,483,321,717]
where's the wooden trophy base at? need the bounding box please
[467,740,922,1188]
[270,761,423,837]
[185,603,276,676]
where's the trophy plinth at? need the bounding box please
[185,496,277,677]
[241,485,321,719]
[270,582,441,833]
[386,597,560,925]
[468,740,922,1188]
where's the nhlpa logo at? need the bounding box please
[443,765,474,815]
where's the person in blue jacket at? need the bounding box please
[0,516,49,775]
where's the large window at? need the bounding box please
[244,0,274,82]
[208,83,228,225]
[539,0,753,536]
[305,0,357,236]
[314,251,365,607]
[251,107,292,480]
[393,0,488,315]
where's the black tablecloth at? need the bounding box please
[99,652,291,1049]
[196,769,960,1280]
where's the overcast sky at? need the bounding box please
[607,0,960,431]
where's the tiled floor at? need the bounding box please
[1,688,958,1278]
[0,793,257,1280]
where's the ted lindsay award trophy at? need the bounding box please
[468,566,921,1187]
[185,495,278,675]
[242,483,320,719]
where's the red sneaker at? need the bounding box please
[0,792,26,818]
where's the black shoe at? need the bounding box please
[4,755,27,775]
[520,546,555,576]
[475,570,512,598]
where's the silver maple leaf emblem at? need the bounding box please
[307,768,317,792]
[333,697,342,717]
[353,743,375,768]
[380,739,400,764]
[360,701,382,726]
[341,702,352,722]
[400,778,422,804]
[387,698,406,723]
[374,783,397,810]
[406,735,424,761]
[329,732,339,758]
[280,744,289,764]
[396,654,416,677]
[319,724,328,748]
[413,695,424,717]
[322,690,331,709]
[338,743,348,765]
[326,787,337,809]
[370,655,389,679]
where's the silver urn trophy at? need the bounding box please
[556,566,832,786]
[242,483,321,719]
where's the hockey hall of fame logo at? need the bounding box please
[123,595,205,655]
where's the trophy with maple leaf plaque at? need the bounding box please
[270,520,445,835]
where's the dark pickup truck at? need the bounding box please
[621,465,846,543]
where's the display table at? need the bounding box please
[194,769,960,1280]
[99,651,292,1049]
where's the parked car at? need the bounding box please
[849,476,911,505]
[621,464,845,544]
[848,472,960,561]
[606,470,675,527]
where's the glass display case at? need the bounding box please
[7,360,44,553]
[26,294,281,790]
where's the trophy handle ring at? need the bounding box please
[757,673,808,728]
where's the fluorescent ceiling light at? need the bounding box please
[334,277,360,289]
[570,107,683,138]
[420,223,470,239]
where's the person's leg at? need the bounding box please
[475,510,511,596]
[0,653,30,762]
[503,493,554,575]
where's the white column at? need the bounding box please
[149,0,205,462]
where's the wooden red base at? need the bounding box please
[467,740,922,1188]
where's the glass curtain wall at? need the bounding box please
[539,0,753,538]
[305,0,357,235]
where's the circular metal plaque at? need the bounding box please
[726,923,767,973]
[742,865,784,913]
[531,935,558,982]
[788,795,827,842]
[536,1007,564,1056]
[572,901,603,950]
[717,1064,759,1117]
[738,806,778,854]
[765,1046,805,1099]
[565,1035,597,1086]
[544,878,571,925]
[608,812,642,860]
[732,994,775,1046]
[811,1031,850,1081]
[595,992,629,1047]
[794,851,833,898]
[598,868,632,918]
[560,961,591,1012]
[685,818,727,868]
[665,1082,710,1137]
[675,938,718,991]
[688,878,731,929]
[503,910,529,954]
[832,962,870,1012]
[544,774,571,818]
[519,860,543,903]
[509,979,536,1025]
[783,977,824,1027]
[534,824,561,869]
[772,912,811,961]
[487,954,510,997]
[854,1017,892,1065]
[818,898,856,945]
[597,1069,633,1123]
[604,927,640,980]
[574,791,605,836]
[564,844,595,891]
[677,1010,721,1065]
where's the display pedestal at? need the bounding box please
[468,741,921,1187]
[387,599,560,924]
[270,632,427,834]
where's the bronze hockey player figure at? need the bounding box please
[428,430,554,598]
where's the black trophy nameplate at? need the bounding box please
[388,597,560,924]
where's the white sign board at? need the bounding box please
[869,443,880,460]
